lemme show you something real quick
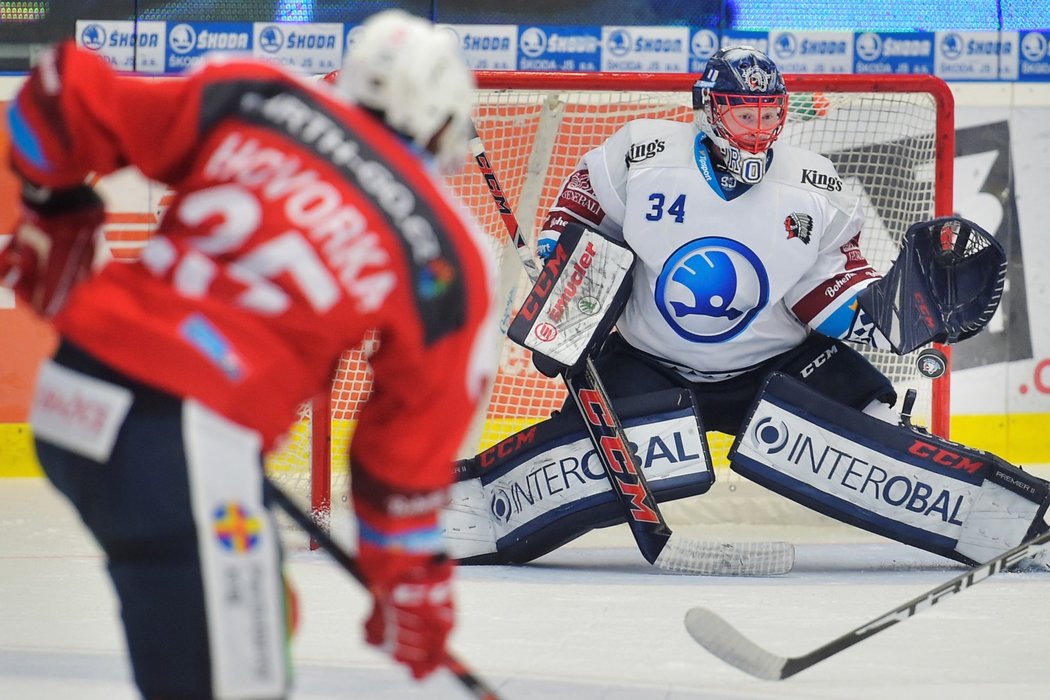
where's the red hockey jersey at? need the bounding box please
[9,44,495,497]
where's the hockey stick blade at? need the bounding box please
[685,529,1050,680]
[656,533,795,577]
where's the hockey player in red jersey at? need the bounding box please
[0,9,495,698]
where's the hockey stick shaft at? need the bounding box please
[469,128,793,575]
[469,128,672,562]
[685,528,1050,680]
[263,479,501,700]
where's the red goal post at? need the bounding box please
[265,71,956,525]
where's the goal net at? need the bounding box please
[265,72,954,530]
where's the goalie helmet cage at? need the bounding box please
[264,71,955,527]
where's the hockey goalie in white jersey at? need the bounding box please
[443,46,1050,571]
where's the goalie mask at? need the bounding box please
[692,47,787,185]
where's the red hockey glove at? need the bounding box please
[0,183,104,317]
[359,542,455,680]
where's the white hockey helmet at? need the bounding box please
[335,10,475,173]
[692,46,787,185]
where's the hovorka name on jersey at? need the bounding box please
[800,168,843,191]
[250,91,443,266]
[625,138,665,167]
[204,132,399,313]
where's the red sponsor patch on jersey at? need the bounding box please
[840,233,869,270]
[540,212,573,234]
[550,169,605,225]
[792,267,880,323]
[566,169,594,193]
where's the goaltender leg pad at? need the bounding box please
[508,222,635,378]
[731,372,1050,566]
[442,388,713,564]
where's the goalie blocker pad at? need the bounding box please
[731,373,1050,566]
[508,223,635,378]
[441,388,713,564]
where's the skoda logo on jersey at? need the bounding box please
[751,416,790,455]
[940,33,964,60]
[655,237,769,343]
[80,24,106,51]
[773,33,798,59]
[607,29,632,57]
[520,27,547,58]
[169,24,197,54]
[691,29,718,59]
[259,25,284,53]
[856,33,883,61]
[1021,32,1047,62]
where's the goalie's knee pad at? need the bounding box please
[732,372,1050,565]
[441,388,713,564]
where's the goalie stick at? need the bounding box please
[684,528,1050,680]
[263,479,502,700]
[469,127,794,576]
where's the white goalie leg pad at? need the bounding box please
[731,373,1050,566]
[441,388,713,564]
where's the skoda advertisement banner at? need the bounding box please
[601,26,690,72]
[689,29,720,73]
[853,32,934,74]
[769,31,854,73]
[76,20,166,73]
[166,22,253,72]
[252,23,343,73]
[719,31,771,54]
[935,31,1019,80]
[1019,30,1050,81]
[518,26,601,72]
[438,24,517,70]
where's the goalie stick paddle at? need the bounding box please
[263,479,502,700]
[684,528,1050,680]
[469,128,794,576]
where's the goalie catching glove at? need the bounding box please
[0,183,103,317]
[857,216,1006,355]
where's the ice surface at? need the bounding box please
[2,478,1047,699]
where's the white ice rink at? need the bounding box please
[2,477,1047,700]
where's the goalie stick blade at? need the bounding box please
[684,608,790,680]
[654,534,795,576]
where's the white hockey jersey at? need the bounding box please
[544,119,879,380]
